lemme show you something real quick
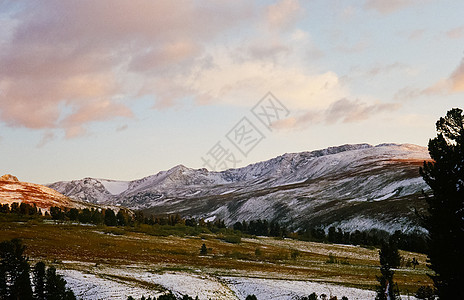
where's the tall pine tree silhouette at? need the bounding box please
[33,261,46,300]
[420,108,464,299]
[0,238,33,299]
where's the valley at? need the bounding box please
[0,143,435,299]
[0,218,431,299]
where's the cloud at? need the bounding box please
[266,0,302,30]
[272,98,401,129]
[116,124,128,132]
[184,52,347,111]
[128,40,202,74]
[0,0,254,135]
[395,58,464,99]
[364,0,422,14]
[407,29,426,41]
[0,0,364,138]
[446,26,464,39]
[449,59,464,92]
[62,100,133,127]
[326,98,400,123]
[37,131,55,148]
[362,62,409,78]
[335,39,369,54]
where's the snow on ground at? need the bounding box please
[59,264,236,300]
[60,264,418,300]
[204,216,217,222]
[110,269,237,299]
[60,269,158,300]
[220,189,237,195]
[61,265,420,300]
[186,191,201,197]
[222,276,375,300]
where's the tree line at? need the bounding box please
[0,202,44,216]
[0,203,428,253]
[299,226,426,253]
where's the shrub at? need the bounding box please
[290,249,300,260]
[200,243,208,255]
[223,235,241,244]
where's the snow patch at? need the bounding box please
[223,276,376,300]
[99,180,130,195]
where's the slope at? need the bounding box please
[48,143,432,232]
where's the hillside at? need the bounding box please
[49,143,432,233]
[0,175,99,212]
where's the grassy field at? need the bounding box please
[0,217,432,295]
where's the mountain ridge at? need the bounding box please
[48,143,432,233]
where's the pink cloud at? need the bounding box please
[364,0,422,14]
[408,29,426,41]
[128,40,202,74]
[0,0,254,135]
[446,26,464,40]
[395,59,464,100]
[63,100,133,127]
[396,58,464,99]
[272,98,401,130]
[325,98,400,124]
[449,59,464,92]
[266,0,302,30]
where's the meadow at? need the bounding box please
[0,215,432,298]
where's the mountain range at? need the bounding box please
[48,143,432,233]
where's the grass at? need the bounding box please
[0,219,432,293]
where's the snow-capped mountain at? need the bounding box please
[48,143,431,232]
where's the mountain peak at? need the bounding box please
[169,164,189,172]
[0,174,19,181]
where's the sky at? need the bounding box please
[0,0,463,184]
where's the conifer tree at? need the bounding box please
[376,241,401,300]
[420,108,464,299]
[33,261,46,300]
[45,266,76,300]
[0,238,33,299]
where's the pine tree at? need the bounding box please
[420,108,464,299]
[376,242,401,300]
[45,266,76,300]
[380,239,401,269]
[15,259,33,299]
[0,238,33,299]
[158,292,177,300]
[33,261,46,300]
[0,259,6,298]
